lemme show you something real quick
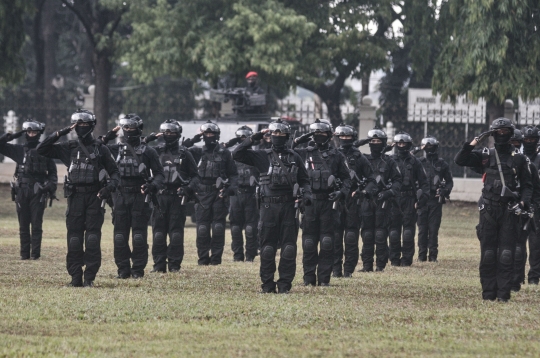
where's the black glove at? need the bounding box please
[97,186,112,200]
[417,193,428,208]
[251,132,264,141]
[378,190,393,200]
[57,126,72,137]
[183,133,202,148]
[141,183,158,195]
[303,194,312,206]
[383,145,393,153]
[411,146,421,154]
[46,181,57,193]
[7,131,25,141]
[475,130,494,142]
[144,132,158,144]
[436,188,448,198]
[353,138,370,147]
[521,201,530,211]
[103,130,118,143]
[225,137,242,147]
[295,132,314,145]
[328,191,344,201]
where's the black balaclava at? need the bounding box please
[124,128,141,146]
[494,131,512,145]
[271,135,288,151]
[397,142,412,157]
[203,134,217,148]
[313,133,330,147]
[25,133,41,146]
[339,137,354,149]
[523,139,539,155]
[164,133,180,146]
[425,144,438,158]
[369,142,385,158]
[75,125,93,139]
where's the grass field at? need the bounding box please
[1,186,540,357]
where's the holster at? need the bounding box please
[10,181,16,202]
[63,177,74,198]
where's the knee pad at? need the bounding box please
[86,234,99,249]
[213,223,225,236]
[262,245,275,260]
[114,234,125,248]
[69,237,82,251]
[515,246,523,262]
[304,238,316,253]
[245,225,254,237]
[363,230,374,242]
[133,233,145,248]
[281,244,296,260]
[345,231,356,245]
[500,249,512,265]
[321,236,333,251]
[403,230,413,243]
[483,250,496,265]
[389,230,400,244]
[198,225,208,238]
[375,230,386,244]
[153,232,166,246]
[171,232,183,247]
[231,225,241,237]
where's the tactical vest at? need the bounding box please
[159,147,188,185]
[368,155,391,191]
[116,143,146,178]
[259,149,298,190]
[305,147,335,191]
[395,155,416,190]
[67,141,100,184]
[481,148,519,200]
[531,153,540,176]
[420,156,444,192]
[197,147,226,180]
[236,161,255,186]
[15,146,48,182]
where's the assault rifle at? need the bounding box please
[216,177,230,199]
[293,183,304,219]
[327,175,343,210]
[250,176,260,210]
[433,174,450,204]
[34,181,59,207]
[139,163,162,217]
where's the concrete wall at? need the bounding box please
[0,163,484,202]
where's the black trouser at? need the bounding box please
[113,191,152,277]
[417,196,443,261]
[389,193,417,266]
[195,189,228,265]
[151,193,186,272]
[477,198,516,300]
[512,212,540,288]
[361,198,391,270]
[66,191,105,281]
[259,201,298,292]
[302,198,334,285]
[229,188,259,261]
[334,198,360,275]
[15,185,46,259]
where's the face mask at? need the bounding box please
[75,125,93,138]
[313,134,329,145]
[271,135,288,148]
[164,134,179,144]
[124,129,141,138]
[26,133,40,143]
[340,138,354,148]
[424,146,437,154]
[494,132,512,144]
[397,143,411,154]
[369,142,385,154]
[523,141,538,153]
[204,136,217,146]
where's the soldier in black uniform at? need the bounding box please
[101,114,164,279]
[389,132,429,267]
[37,109,120,287]
[358,128,402,272]
[187,121,238,266]
[0,120,57,260]
[142,120,199,273]
[292,119,352,286]
[233,119,312,293]
[223,125,260,262]
[416,136,454,262]
[519,126,540,286]
[331,124,377,277]
[509,128,540,291]
[455,118,532,301]
[257,132,272,150]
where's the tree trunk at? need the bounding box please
[486,100,505,125]
[361,72,370,97]
[323,94,343,130]
[42,0,57,126]
[92,53,113,135]
[33,0,45,122]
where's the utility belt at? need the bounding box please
[120,185,141,193]
[72,184,101,193]
[481,196,510,207]
[198,183,216,193]
[312,193,330,200]
[160,188,179,195]
[237,186,255,194]
[398,190,415,197]
[261,195,294,203]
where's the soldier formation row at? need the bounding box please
[3,112,536,300]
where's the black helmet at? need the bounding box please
[22,120,45,133]
[309,118,333,133]
[70,109,95,125]
[200,120,220,141]
[235,125,253,138]
[268,118,291,136]
[159,119,182,135]
[393,131,413,143]
[511,129,523,142]
[334,124,357,138]
[490,117,514,132]
[120,113,143,131]
[522,126,539,139]
[368,127,388,141]
[421,135,439,146]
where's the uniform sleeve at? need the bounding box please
[336,152,352,197]
[232,138,269,172]
[147,147,165,190]
[224,149,238,191]
[107,143,120,159]
[294,152,311,196]
[387,158,402,195]
[100,145,120,189]
[36,133,72,167]
[46,158,58,187]
[454,142,484,168]
[0,139,24,163]
[518,156,533,205]
[442,160,454,194]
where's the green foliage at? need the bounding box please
[433,0,540,104]
[0,0,32,85]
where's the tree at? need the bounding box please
[432,0,540,123]
[60,0,128,134]
[0,1,30,85]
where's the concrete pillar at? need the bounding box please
[504,99,516,124]
[358,96,377,154]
